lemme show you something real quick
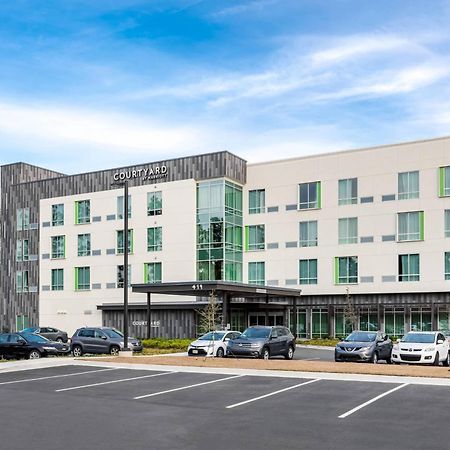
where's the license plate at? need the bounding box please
[192,349,198,354]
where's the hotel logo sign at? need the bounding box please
[113,165,168,182]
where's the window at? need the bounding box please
[299,221,318,247]
[147,227,162,252]
[249,189,265,214]
[398,171,419,200]
[17,208,30,231]
[16,270,29,293]
[439,166,450,197]
[51,236,65,259]
[445,252,450,281]
[75,267,90,290]
[77,233,91,256]
[299,259,317,284]
[384,307,405,337]
[410,307,432,332]
[75,200,90,224]
[398,254,420,281]
[144,262,162,283]
[445,210,450,238]
[116,229,133,254]
[338,178,357,205]
[245,225,265,251]
[147,191,162,216]
[335,256,358,284]
[338,217,358,244]
[117,265,131,288]
[16,239,29,262]
[52,204,64,226]
[397,211,423,241]
[311,308,328,338]
[51,269,64,291]
[248,262,265,285]
[298,181,321,210]
[15,315,29,331]
[117,195,131,219]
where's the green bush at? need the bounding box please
[141,338,192,350]
[297,338,340,347]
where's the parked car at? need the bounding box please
[188,330,241,357]
[0,332,70,360]
[226,325,295,360]
[21,326,69,343]
[335,331,392,363]
[391,331,450,366]
[70,327,143,356]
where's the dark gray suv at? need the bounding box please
[71,327,143,356]
[226,325,296,360]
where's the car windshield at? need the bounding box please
[103,329,123,338]
[402,333,435,344]
[344,332,377,342]
[241,328,271,339]
[22,327,38,333]
[198,332,226,341]
[20,333,49,343]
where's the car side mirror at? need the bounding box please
[17,339,26,345]
[437,339,444,344]
[101,336,107,340]
[270,335,277,340]
[224,338,230,342]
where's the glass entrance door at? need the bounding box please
[248,312,284,327]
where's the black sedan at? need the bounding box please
[21,326,69,343]
[0,332,70,360]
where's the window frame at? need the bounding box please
[299,259,318,285]
[248,189,266,214]
[52,203,64,226]
[75,266,90,291]
[245,225,265,251]
[51,235,65,259]
[147,227,163,252]
[299,220,318,247]
[398,253,420,282]
[248,261,265,285]
[116,229,134,254]
[75,200,91,224]
[335,256,358,284]
[338,178,358,205]
[147,191,162,216]
[51,268,64,291]
[298,181,321,210]
[77,233,91,257]
[398,171,419,200]
[338,217,358,245]
[144,262,162,283]
[397,211,424,242]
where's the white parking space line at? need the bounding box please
[55,371,177,392]
[0,368,119,386]
[338,383,409,419]
[134,374,244,400]
[226,378,320,409]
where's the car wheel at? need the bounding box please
[110,345,120,356]
[72,345,83,357]
[444,353,450,367]
[261,347,270,360]
[433,352,440,366]
[385,356,392,364]
[28,350,41,359]
[371,352,379,364]
[216,347,225,358]
[284,346,294,360]
[56,338,63,343]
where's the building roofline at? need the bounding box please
[248,135,450,167]
[0,161,65,176]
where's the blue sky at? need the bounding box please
[0,0,449,173]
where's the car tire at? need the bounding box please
[371,352,379,364]
[261,347,270,360]
[433,352,440,366]
[110,345,120,356]
[28,350,41,359]
[72,345,83,357]
[444,353,450,367]
[385,356,392,364]
[284,346,294,360]
[56,338,63,343]
[216,347,225,358]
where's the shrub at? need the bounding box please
[141,338,192,350]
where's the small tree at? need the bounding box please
[343,287,358,333]
[196,290,223,336]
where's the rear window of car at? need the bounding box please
[78,329,95,338]
[0,334,8,343]
[103,329,123,338]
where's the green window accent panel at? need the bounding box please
[117,195,132,219]
[311,308,328,338]
[77,233,91,256]
[445,252,450,281]
[116,229,133,254]
[439,166,450,197]
[298,181,321,210]
[398,253,420,282]
[75,267,90,290]
[75,200,90,224]
[52,204,64,226]
[51,268,64,291]
[147,227,162,252]
[338,217,358,244]
[144,262,162,283]
[338,178,358,205]
[51,235,65,259]
[299,221,318,247]
[397,211,422,241]
[249,189,265,214]
[245,225,265,251]
[147,191,162,216]
[299,259,317,284]
[117,265,131,288]
[248,261,265,285]
[335,256,358,284]
[398,171,419,200]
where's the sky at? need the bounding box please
[0,0,449,173]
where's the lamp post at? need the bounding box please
[111,180,129,351]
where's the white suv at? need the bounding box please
[392,331,450,366]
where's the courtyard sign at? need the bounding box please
[113,165,168,182]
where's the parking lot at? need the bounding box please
[1,362,450,450]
